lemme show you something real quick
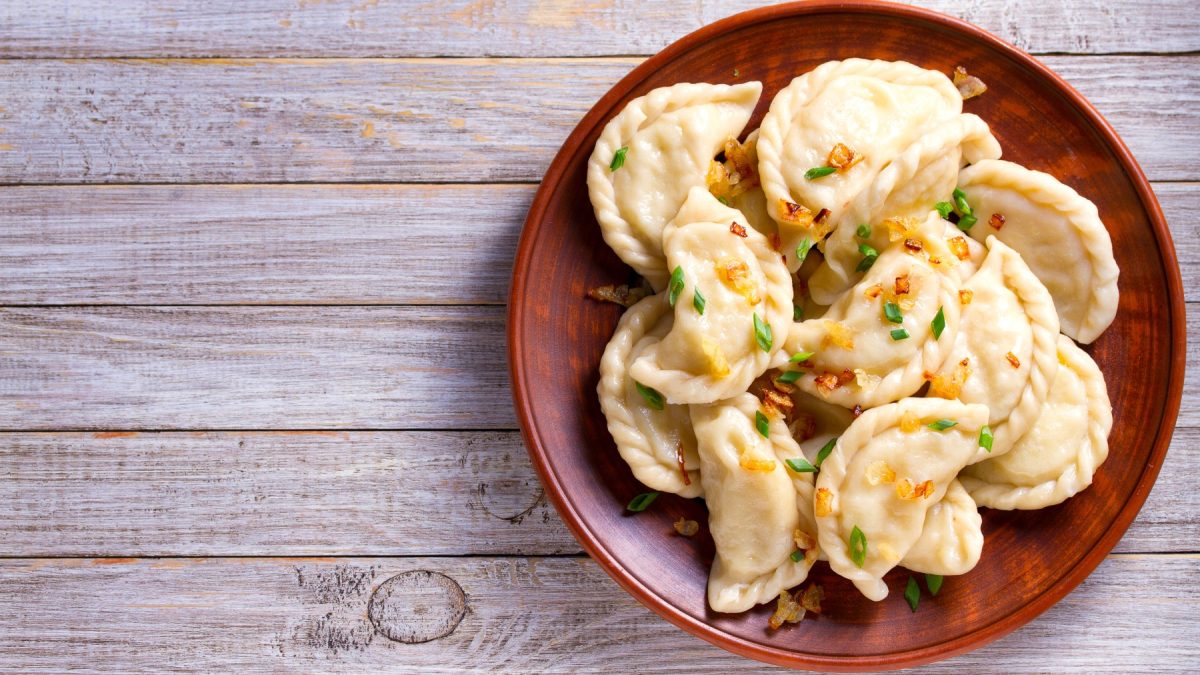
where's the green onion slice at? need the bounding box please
[856,254,877,273]
[927,418,958,431]
[925,573,944,596]
[849,525,867,568]
[856,223,871,238]
[668,266,684,307]
[857,243,878,258]
[883,302,903,324]
[805,166,836,180]
[610,147,629,171]
[815,437,837,467]
[935,201,954,219]
[979,425,994,452]
[693,288,706,315]
[626,491,658,512]
[931,306,946,339]
[716,195,730,206]
[634,382,664,410]
[790,549,805,563]
[904,576,920,612]
[890,328,910,341]
[957,212,977,230]
[793,304,805,321]
[777,370,802,384]
[795,237,814,264]
[754,410,770,438]
[789,351,815,363]
[753,313,773,352]
[785,457,816,473]
[953,187,973,215]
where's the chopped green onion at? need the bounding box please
[786,457,816,473]
[609,147,628,171]
[626,491,658,512]
[952,187,973,216]
[927,419,958,431]
[753,313,773,352]
[793,304,805,321]
[858,243,878,258]
[755,410,770,438]
[856,223,872,239]
[634,382,664,411]
[805,166,837,180]
[693,288,706,315]
[957,212,977,230]
[789,351,815,363]
[815,437,837,467]
[979,425,994,452]
[790,548,804,562]
[777,370,802,384]
[925,573,944,596]
[795,237,814,264]
[931,306,946,339]
[856,254,877,273]
[716,195,730,206]
[668,266,684,307]
[935,201,954,219]
[904,576,920,612]
[883,302,903,324]
[890,328,910,341]
[849,525,867,568]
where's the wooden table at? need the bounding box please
[0,1,1195,671]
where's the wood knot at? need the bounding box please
[368,570,466,644]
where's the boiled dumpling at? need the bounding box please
[815,397,991,600]
[597,293,702,497]
[960,335,1113,509]
[756,59,962,270]
[809,113,1001,303]
[900,479,983,577]
[928,237,1060,460]
[782,212,962,409]
[588,82,762,290]
[957,159,1119,343]
[692,393,817,612]
[630,188,792,404]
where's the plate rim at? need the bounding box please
[507,0,1186,669]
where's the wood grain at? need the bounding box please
[1,0,1196,58]
[0,56,1194,184]
[0,427,1191,557]
[0,181,1192,305]
[0,554,1194,671]
[0,306,514,430]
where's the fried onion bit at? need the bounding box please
[673,517,699,537]
[768,590,806,630]
[953,66,988,100]
[587,283,649,307]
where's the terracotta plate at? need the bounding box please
[508,1,1184,670]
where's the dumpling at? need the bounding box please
[587,82,762,290]
[900,479,983,577]
[957,159,1119,343]
[756,59,962,269]
[928,237,1060,460]
[808,113,1001,303]
[597,293,702,497]
[691,393,817,612]
[960,335,1113,509]
[782,212,962,409]
[630,188,792,404]
[815,397,991,600]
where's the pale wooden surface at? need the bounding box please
[0,1,1195,672]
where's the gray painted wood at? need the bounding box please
[0,56,1194,184]
[1,0,1196,58]
[0,427,1191,557]
[0,554,1194,671]
[0,181,1193,305]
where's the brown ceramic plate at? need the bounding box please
[508,1,1184,670]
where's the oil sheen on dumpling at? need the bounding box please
[630,188,792,404]
[960,335,1113,510]
[756,59,962,269]
[957,159,1119,343]
[809,113,1001,303]
[588,82,762,290]
[691,393,817,613]
[929,237,1060,460]
[900,479,983,577]
[782,212,962,409]
[815,397,991,600]
[597,293,701,497]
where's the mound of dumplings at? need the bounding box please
[589,59,1118,615]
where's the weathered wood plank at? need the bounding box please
[0,426,1188,557]
[0,306,515,430]
[0,0,1196,58]
[0,56,1193,184]
[0,184,526,305]
[0,182,1192,305]
[0,431,575,556]
[0,554,1193,671]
